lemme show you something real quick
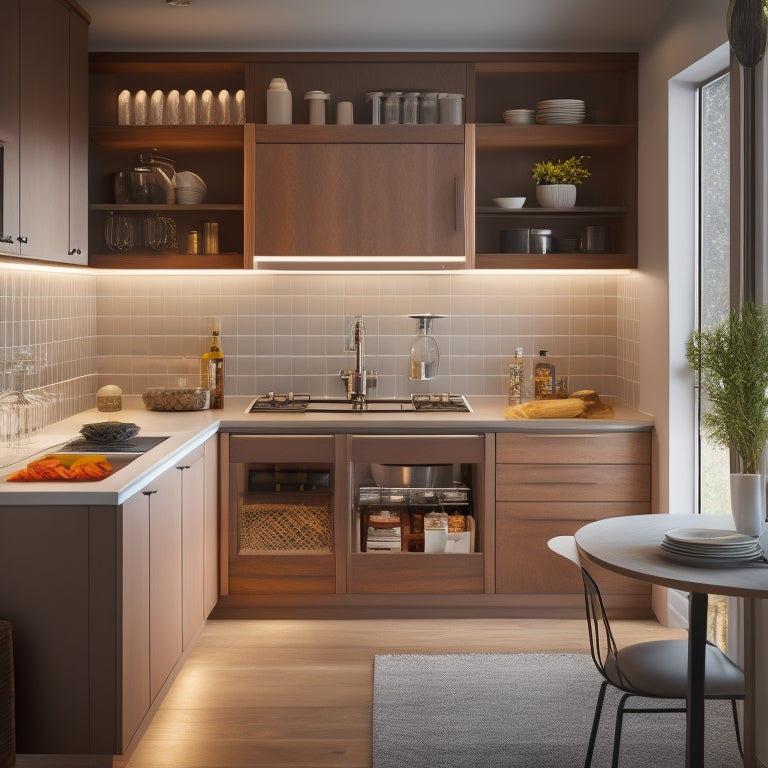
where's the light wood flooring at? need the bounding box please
[110,617,686,768]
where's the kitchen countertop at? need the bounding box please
[0,395,652,506]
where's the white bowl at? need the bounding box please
[174,170,207,191]
[175,186,206,204]
[492,197,526,209]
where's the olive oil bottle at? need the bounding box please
[534,349,555,399]
[201,319,224,409]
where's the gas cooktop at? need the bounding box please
[245,392,472,414]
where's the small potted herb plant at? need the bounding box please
[530,154,591,208]
[686,300,768,535]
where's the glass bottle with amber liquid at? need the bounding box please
[201,322,224,409]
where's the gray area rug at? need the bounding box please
[372,653,742,768]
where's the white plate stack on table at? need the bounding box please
[535,98,585,124]
[660,528,767,566]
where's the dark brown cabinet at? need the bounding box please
[0,0,89,264]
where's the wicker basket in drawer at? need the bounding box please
[239,497,333,553]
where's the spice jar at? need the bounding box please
[187,230,199,255]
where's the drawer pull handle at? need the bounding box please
[142,490,157,496]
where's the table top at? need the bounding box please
[575,514,768,598]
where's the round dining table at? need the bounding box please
[575,513,768,768]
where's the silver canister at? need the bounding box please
[530,228,553,254]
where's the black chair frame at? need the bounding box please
[580,566,743,768]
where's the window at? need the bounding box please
[695,70,731,651]
[695,71,731,516]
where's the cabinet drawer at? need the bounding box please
[496,432,651,465]
[496,500,650,521]
[495,517,649,596]
[229,434,335,463]
[496,464,650,502]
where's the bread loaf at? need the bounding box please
[503,398,587,420]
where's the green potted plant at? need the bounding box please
[686,300,768,535]
[530,154,591,208]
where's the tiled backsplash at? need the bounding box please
[95,271,639,405]
[0,265,98,428]
[0,265,639,425]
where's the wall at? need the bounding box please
[637,0,728,519]
[94,270,640,404]
[0,263,97,434]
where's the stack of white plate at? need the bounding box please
[502,108,535,125]
[536,99,585,125]
[660,528,766,565]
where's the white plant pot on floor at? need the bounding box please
[535,184,577,208]
[730,473,766,536]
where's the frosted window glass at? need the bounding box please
[698,72,730,516]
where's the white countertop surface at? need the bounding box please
[0,395,652,506]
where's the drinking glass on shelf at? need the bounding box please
[150,89,165,125]
[199,89,214,125]
[118,89,132,125]
[133,89,148,125]
[183,89,197,124]
[165,89,180,125]
[117,215,136,252]
[215,89,231,124]
[234,89,246,124]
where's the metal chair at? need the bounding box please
[547,535,744,768]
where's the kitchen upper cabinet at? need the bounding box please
[0,0,89,264]
[86,52,637,271]
[471,54,638,269]
[249,125,468,268]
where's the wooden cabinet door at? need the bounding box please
[203,435,220,615]
[0,0,20,254]
[148,467,183,700]
[18,0,70,260]
[121,490,151,750]
[180,450,206,649]
[67,4,88,263]
[252,141,465,258]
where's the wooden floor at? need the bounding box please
[106,617,686,768]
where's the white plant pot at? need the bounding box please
[730,473,766,537]
[535,184,577,208]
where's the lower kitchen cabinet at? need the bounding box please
[217,430,652,617]
[0,437,217,763]
[121,464,183,747]
[225,434,339,595]
[495,431,652,616]
[121,441,214,752]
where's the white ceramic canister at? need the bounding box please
[267,78,292,124]
[336,101,354,125]
[305,90,330,125]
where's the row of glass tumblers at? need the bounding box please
[118,89,246,126]
[366,91,464,125]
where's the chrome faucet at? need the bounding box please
[339,316,378,408]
